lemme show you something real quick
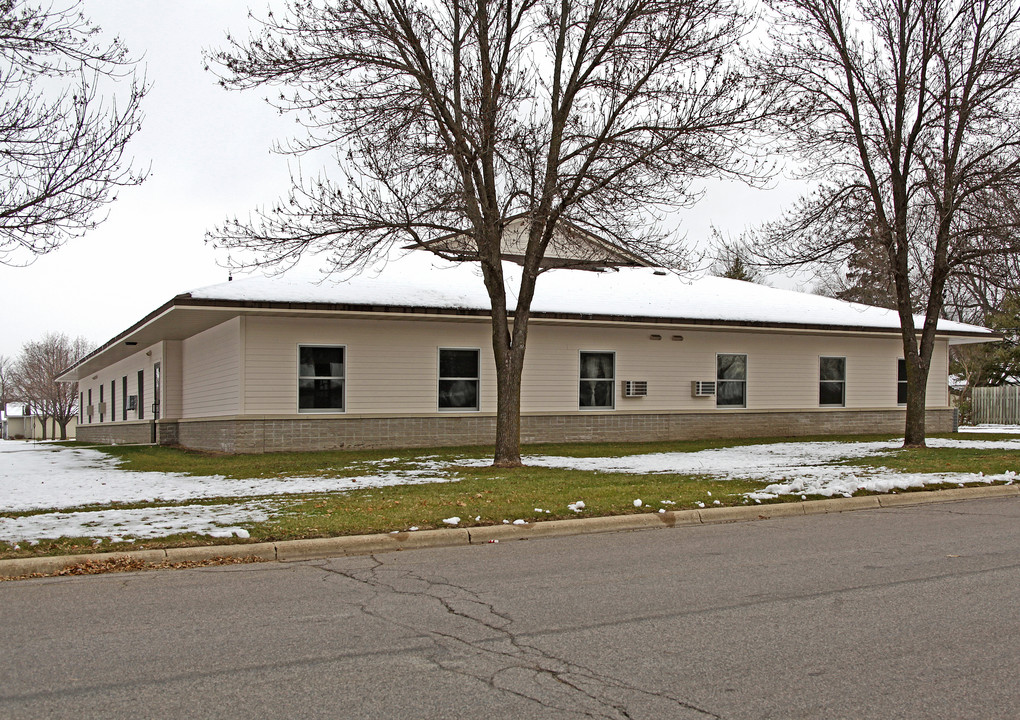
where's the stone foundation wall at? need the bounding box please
[169,408,955,454]
[76,421,153,446]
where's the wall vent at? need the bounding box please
[622,380,648,397]
[692,381,716,397]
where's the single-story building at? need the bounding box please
[1,403,76,441]
[58,252,994,453]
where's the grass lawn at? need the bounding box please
[2,433,1017,561]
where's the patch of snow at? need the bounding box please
[442,516,460,525]
[959,425,1020,434]
[0,501,273,544]
[567,501,586,513]
[523,437,1020,498]
[512,519,528,525]
[633,499,642,507]
[0,442,458,514]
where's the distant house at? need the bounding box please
[58,252,993,453]
[1,403,76,441]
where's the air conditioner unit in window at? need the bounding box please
[127,395,137,410]
[692,381,716,397]
[622,380,648,397]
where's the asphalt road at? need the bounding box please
[2,496,1019,719]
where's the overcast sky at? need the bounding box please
[0,1,802,360]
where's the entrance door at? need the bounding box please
[151,362,161,443]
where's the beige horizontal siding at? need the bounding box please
[243,316,496,415]
[181,318,240,418]
[239,315,949,416]
[77,343,163,425]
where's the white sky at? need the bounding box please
[0,1,802,360]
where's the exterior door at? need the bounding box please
[153,362,161,420]
[151,362,161,443]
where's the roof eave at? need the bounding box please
[56,294,998,384]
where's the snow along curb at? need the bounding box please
[3,484,1018,578]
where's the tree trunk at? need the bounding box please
[493,349,523,466]
[903,361,928,447]
[58,420,68,441]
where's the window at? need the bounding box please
[897,359,908,405]
[99,384,104,422]
[122,376,128,421]
[79,392,84,424]
[137,370,144,419]
[820,356,846,407]
[439,348,479,410]
[110,381,116,423]
[579,351,615,409]
[299,345,345,412]
[87,388,92,423]
[717,354,747,407]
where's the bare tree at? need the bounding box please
[710,229,767,283]
[942,256,1020,417]
[0,353,11,418]
[754,0,1020,446]
[12,333,91,440]
[208,0,765,465]
[0,0,148,264]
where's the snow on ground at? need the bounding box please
[0,442,456,513]
[0,441,456,544]
[523,437,1020,499]
[1,435,1018,544]
[0,501,274,547]
[959,425,1020,434]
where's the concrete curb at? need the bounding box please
[3,484,1018,578]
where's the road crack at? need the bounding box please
[311,557,719,719]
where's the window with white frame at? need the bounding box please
[819,356,846,406]
[897,358,908,404]
[716,354,747,407]
[298,345,345,412]
[439,348,479,410]
[579,351,615,409]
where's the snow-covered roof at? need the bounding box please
[59,252,994,382]
[3,403,29,418]
[186,252,990,337]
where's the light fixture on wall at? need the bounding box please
[649,334,662,341]
[672,335,684,341]
[145,350,152,357]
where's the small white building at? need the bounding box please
[58,253,993,453]
[1,403,76,441]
